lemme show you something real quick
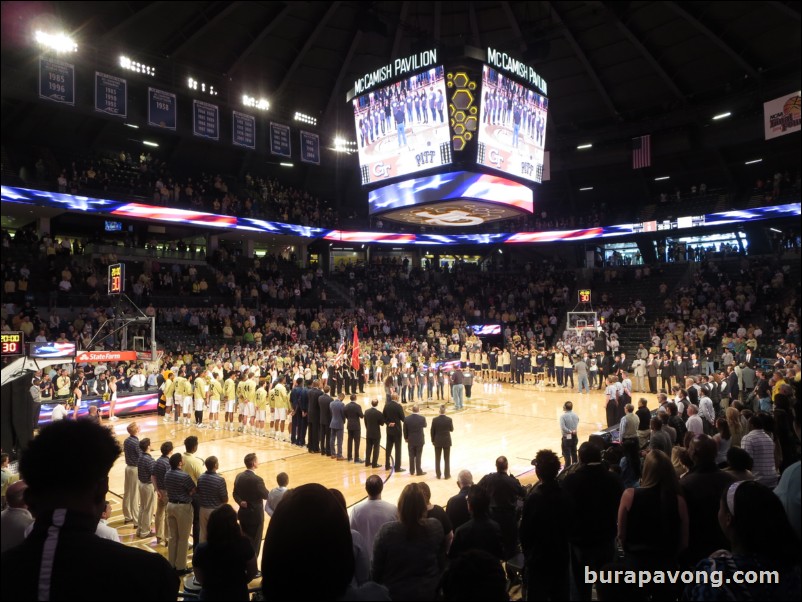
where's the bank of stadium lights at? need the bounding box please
[294,112,317,126]
[242,95,269,111]
[333,137,357,154]
[712,112,731,120]
[120,55,155,77]
[576,143,593,150]
[35,30,77,53]
[187,77,217,96]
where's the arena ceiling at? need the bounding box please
[2,1,801,216]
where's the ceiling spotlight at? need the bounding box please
[280,162,294,167]
[142,140,159,147]
[242,94,269,110]
[744,159,762,165]
[576,143,593,150]
[712,112,731,120]
[294,112,317,126]
[35,30,78,53]
[654,176,670,181]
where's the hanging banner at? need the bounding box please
[269,122,291,157]
[192,99,219,140]
[95,72,127,117]
[764,91,801,140]
[39,57,75,105]
[232,110,256,149]
[148,87,177,130]
[300,131,320,165]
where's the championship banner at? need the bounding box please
[193,99,219,140]
[76,350,138,363]
[95,72,127,117]
[269,122,291,157]
[39,57,75,105]
[300,131,321,165]
[232,111,256,149]
[148,87,177,130]
[764,91,801,140]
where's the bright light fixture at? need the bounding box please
[654,176,670,181]
[294,112,317,126]
[35,30,77,53]
[120,55,155,76]
[712,112,731,120]
[280,162,293,167]
[142,140,159,147]
[125,123,139,129]
[579,186,593,191]
[242,94,269,110]
[576,143,593,150]
[744,159,762,165]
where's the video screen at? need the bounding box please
[353,65,452,185]
[476,65,548,183]
[469,324,502,336]
[30,342,76,358]
[104,220,122,231]
[368,171,533,215]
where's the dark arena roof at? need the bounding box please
[1,1,800,234]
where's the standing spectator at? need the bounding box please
[265,472,289,517]
[741,414,780,487]
[192,505,258,601]
[477,456,525,561]
[344,394,364,463]
[136,438,156,539]
[197,456,229,544]
[559,401,580,467]
[182,436,205,552]
[329,393,346,460]
[605,450,689,601]
[372,483,446,601]
[383,394,405,472]
[349,475,398,563]
[448,485,504,561]
[430,404,453,479]
[686,404,704,437]
[636,398,652,448]
[1,481,34,553]
[520,449,570,601]
[165,452,196,575]
[123,422,141,526]
[0,421,178,600]
[561,442,624,601]
[686,481,801,601]
[233,453,269,558]
[403,404,427,476]
[445,470,474,532]
[152,441,174,546]
[363,398,385,468]
[318,385,333,457]
[680,435,736,566]
[649,418,673,456]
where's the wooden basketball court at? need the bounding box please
[106,380,617,561]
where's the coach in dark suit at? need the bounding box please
[232,453,270,555]
[318,385,333,457]
[306,380,322,453]
[383,394,406,472]
[430,404,454,479]
[344,394,365,462]
[363,398,385,468]
[403,404,427,476]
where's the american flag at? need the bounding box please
[333,341,346,366]
[632,135,651,169]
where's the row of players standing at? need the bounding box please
[356,84,446,148]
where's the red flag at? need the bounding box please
[351,326,360,371]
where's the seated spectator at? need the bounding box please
[193,504,257,601]
[95,500,120,542]
[686,480,801,601]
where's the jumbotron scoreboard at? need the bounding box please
[347,46,548,227]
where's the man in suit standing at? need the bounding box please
[383,393,406,472]
[318,385,333,457]
[430,404,454,479]
[403,404,427,476]
[344,394,364,463]
[232,453,269,557]
[363,398,385,468]
[306,380,322,453]
[329,393,347,460]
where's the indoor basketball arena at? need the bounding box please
[1,2,800,601]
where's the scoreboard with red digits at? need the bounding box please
[578,289,592,304]
[108,263,125,295]
[1,331,24,356]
